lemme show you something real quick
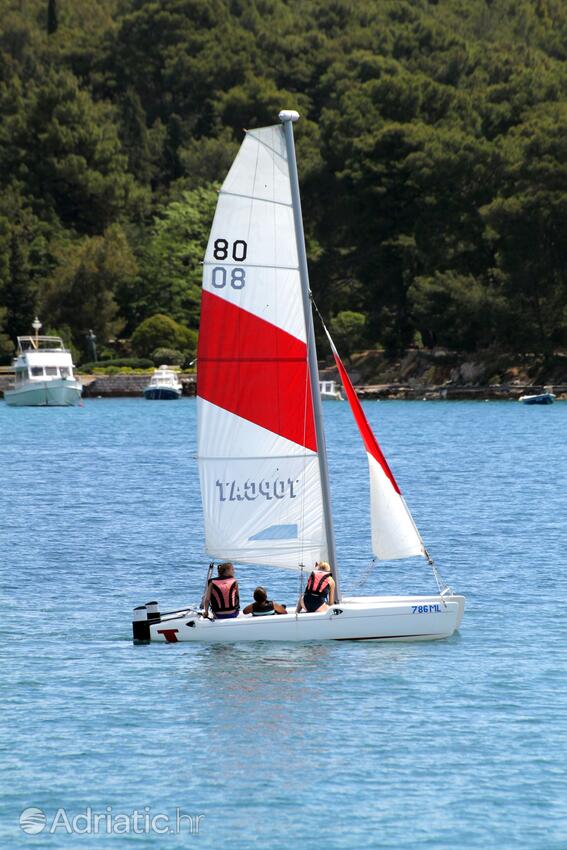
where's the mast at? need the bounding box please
[279,109,341,602]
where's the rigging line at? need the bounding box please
[423,547,451,605]
[295,565,303,619]
[219,190,292,209]
[349,557,377,593]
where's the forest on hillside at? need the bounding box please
[0,0,565,365]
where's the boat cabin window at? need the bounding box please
[59,367,70,378]
[45,366,58,376]
[31,367,44,377]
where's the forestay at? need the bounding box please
[197,125,327,569]
[326,333,425,561]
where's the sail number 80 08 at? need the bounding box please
[211,238,248,290]
[213,238,247,261]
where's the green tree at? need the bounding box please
[409,272,507,350]
[130,314,197,358]
[482,106,567,352]
[119,88,153,184]
[2,69,148,233]
[130,186,217,330]
[47,0,58,35]
[0,306,14,360]
[329,311,368,357]
[42,225,137,354]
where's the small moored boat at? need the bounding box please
[4,319,82,407]
[319,379,343,401]
[143,366,182,400]
[519,392,555,405]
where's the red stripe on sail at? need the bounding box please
[197,291,316,452]
[332,351,401,495]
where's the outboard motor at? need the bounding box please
[146,601,161,623]
[132,605,150,644]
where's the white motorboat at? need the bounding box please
[133,111,464,644]
[319,379,343,401]
[143,366,182,399]
[4,320,82,407]
[519,392,555,405]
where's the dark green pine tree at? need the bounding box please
[4,230,37,341]
[47,0,58,35]
[119,89,152,185]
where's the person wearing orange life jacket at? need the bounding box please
[296,562,335,613]
[202,562,240,620]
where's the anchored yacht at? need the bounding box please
[143,366,183,399]
[4,323,82,407]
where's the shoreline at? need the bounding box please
[0,372,565,400]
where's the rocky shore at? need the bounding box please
[319,347,567,400]
[1,348,566,400]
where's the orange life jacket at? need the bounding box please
[210,577,240,614]
[305,570,330,597]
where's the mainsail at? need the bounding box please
[325,332,425,561]
[197,125,328,569]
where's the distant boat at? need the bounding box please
[4,320,82,407]
[143,366,182,399]
[132,110,464,644]
[519,392,555,405]
[319,379,343,401]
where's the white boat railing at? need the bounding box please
[17,336,66,353]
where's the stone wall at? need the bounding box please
[0,372,196,398]
[81,374,196,397]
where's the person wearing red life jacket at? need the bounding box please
[202,562,240,620]
[296,562,335,613]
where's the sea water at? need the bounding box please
[1,398,565,849]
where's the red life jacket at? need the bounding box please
[210,577,240,614]
[305,570,330,597]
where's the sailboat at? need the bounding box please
[132,110,464,644]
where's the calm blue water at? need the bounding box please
[1,398,566,849]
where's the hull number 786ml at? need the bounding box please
[412,604,441,614]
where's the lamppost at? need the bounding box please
[32,316,42,348]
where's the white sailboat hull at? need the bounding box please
[143,595,464,643]
[4,379,82,407]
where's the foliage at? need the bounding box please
[126,186,217,332]
[408,272,506,351]
[79,357,153,373]
[151,347,185,366]
[130,314,197,358]
[329,311,368,357]
[0,305,14,360]
[0,0,565,355]
[41,225,137,357]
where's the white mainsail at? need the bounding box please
[197,125,327,570]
